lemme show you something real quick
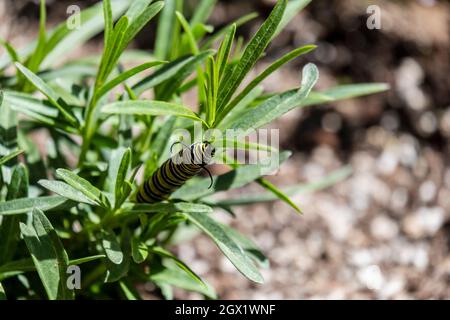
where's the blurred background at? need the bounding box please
[1,0,449,299]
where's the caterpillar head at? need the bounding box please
[177,142,216,165]
[202,142,215,165]
[192,142,215,166]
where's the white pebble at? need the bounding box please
[404,207,445,238]
[419,180,437,203]
[370,215,399,240]
[357,265,385,291]
[390,187,409,212]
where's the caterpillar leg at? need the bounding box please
[201,166,214,189]
[170,141,190,154]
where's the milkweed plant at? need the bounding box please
[0,0,388,300]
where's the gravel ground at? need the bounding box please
[175,135,450,299]
[2,0,449,300]
[171,0,450,299]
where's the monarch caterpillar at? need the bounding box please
[136,142,216,203]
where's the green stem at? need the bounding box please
[78,92,99,166]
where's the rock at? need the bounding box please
[357,265,385,291]
[377,149,399,175]
[418,111,438,136]
[317,201,355,240]
[439,108,450,137]
[418,180,437,203]
[394,241,430,271]
[398,134,419,168]
[380,275,406,299]
[396,58,429,111]
[444,169,450,188]
[256,231,276,250]
[438,188,450,210]
[403,207,445,238]
[349,249,375,267]
[370,215,399,241]
[390,187,409,213]
[381,111,400,131]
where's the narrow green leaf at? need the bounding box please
[56,168,109,208]
[155,281,173,300]
[105,229,130,283]
[42,0,131,68]
[119,281,140,300]
[142,212,187,239]
[102,230,124,265]
[205,56,218,126]
[108,148,131,208]
[0,91,18,158]
[257,178,302,214]
[217,85,264,130]
[217,0,287,112]
[38,179,97,205]
[146,116,177,171]
[301,83,390,107]
[69,255,106,266]
[190,0,217,26]
[0,164,28,264]
[102,100,207,125]
[103,0,113,49]
[201,12,258,50]
[219,224,269,269]
[48,83,85,107]
[124,0,152,22]
[273,0,311,39]
[217,45,316,124]
[6,164,28,201]
[0,255,105,278]
[0,196,71,216]
[131,238,148,264]
[0,39,19,63]
[192,23,214,43]
[24,0,47,75]
[14,63,78,127]
[121,202,213,215]
[0,149,23,166]
[0,282,6,300]
[154,50,214,101]
[133,51,214,96]
[184,211,263,283]
[20,208,73,300]
[212,138,276,153]
[122,2,165,52]
[229,63,319,131]
[150,246,205,286]
[316,83,390,102]
[216,24,236,79]
[301,91,335,106]
[149,263,216,298]
[173,151,291,200]
[154,0,177,60]
[3,91,78,132]
[208,166,352,206]
[96,16,129,89]
[3,91,59,119]
[97,61,166,100]
[176,11,199,55]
